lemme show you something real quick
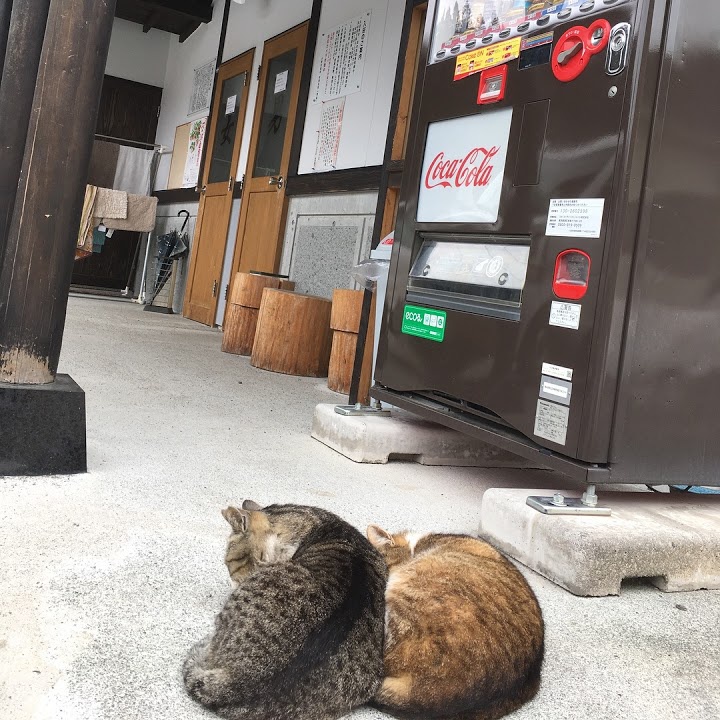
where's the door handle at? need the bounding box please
[212,279,218,298]
[201,185,207,195]
[268,175,284,189]
[228,176,234,193]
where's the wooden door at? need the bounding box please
[184,50,254,325]
[230,22,308,282]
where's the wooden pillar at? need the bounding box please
[0,0,52,261]
[0,0,117,384]
[0,1,13,78]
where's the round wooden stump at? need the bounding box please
[328,289,364,394]
[251,289,333,377]
[222,273,295,356]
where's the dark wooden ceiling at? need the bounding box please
[115,0,214,43]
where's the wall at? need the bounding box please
[279,192,377,299]
[297,0,405,173]
[154,0,314,191]
[106,18,171,88]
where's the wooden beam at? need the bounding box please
[0,0,52,266]
[0,0,117,384]
[147,0,211,23]
[143,9,158,32]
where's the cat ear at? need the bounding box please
[242,499,262,512]
[222,506,250,533]
[367,525,394,547]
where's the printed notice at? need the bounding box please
[274,71,289,94]
[549,301,581,330]
[546,198,605,238]
[313,98,345,172]
[312,11,371,103]
[534,399,569,446]
[539,376,572,407]
[541,363,573,382]
[225,95,237,115]
[189,59,215,115]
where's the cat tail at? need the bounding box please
[183,636,233,710]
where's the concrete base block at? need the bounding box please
[311,403,538,467]
[480,488,720,596]
[0,374,86,476]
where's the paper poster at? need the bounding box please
[417,107,513,224]
[454,37,521,80]
[189,59,215,115]
[225,95,237,115]
[314,98,345,172]
[312,11,371,104]
[182,117,207,188]
[274,70,289,94]
[430,0,630,65]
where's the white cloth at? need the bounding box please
[113,146,155,195]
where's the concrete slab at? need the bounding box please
[311,402,538,467]
[1,299,719,720]
[481,488,720,597]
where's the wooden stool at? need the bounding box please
[222,273,295,356]
[251,289,332,377]
[328,289,364,394]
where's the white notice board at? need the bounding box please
[312,11,371,104]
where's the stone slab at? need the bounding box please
[480,488,720,596]
[0,373,86,476]
[311,402,538,467]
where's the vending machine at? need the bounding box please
[373,0,720,488]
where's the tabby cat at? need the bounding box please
[366,527,544,720]
[183,501,387,720]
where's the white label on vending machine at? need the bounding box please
[417,108,513,224]
[549,301,582,330]
[534,399,569,446]
[546,198,605,238]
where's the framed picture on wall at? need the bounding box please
[189,59,215,115]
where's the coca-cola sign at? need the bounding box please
[417,109,513,224]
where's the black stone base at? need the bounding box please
[0,374,86,476]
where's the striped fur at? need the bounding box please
[366,529,544,720]
[184,504,387,720]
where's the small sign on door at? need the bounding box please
[274,70,289,94]
[225,95,237,115]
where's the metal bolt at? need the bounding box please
[608,86,618,98]
[551,493,566,506]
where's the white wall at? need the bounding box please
[154,0,314,191]
[297,0,405,174]
[106,18,171,88]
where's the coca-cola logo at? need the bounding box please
[424,146,500,190]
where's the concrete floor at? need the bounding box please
[1,297,719,720]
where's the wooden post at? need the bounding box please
[0,1,13,78]
[0,0,117,384]
[0,0,52,260]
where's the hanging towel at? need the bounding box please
[77,185,98,250]
[103,194,158,233]
[94,188,128,220]
[113,146,155,195]
[87,141,120,188]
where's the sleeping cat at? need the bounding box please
[366,527,544,720]
[183,501,387,720]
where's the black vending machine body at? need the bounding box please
[373,0,720,486]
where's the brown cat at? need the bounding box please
[366,528,544,720]
[183,501,386,720]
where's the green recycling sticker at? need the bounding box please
[402,305,446,342]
